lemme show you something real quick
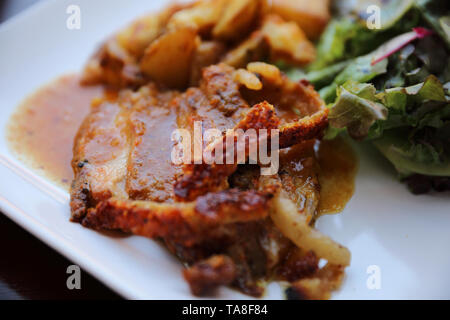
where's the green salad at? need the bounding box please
[288,0,450,194]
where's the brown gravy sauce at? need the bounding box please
[316,136,358,215]
[7,74,358,214]
[7,74,104,189]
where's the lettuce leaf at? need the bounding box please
[329,82,388,140]
[308,18,359,71]
[328,76,450,177]
[320,54,388,103]
[374,129,450,177]
[288,60,350,90]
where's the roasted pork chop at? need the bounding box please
[71,62,349,298]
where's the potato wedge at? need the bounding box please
[270,0,331,40]
[169,0,227,34]
[262,15,316,66]
[117,4,185,59]
[221,31,268,68]
[140,26,198,89]
[212,0,261,40]
[116,14,162,60]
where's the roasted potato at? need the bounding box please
[83,0,320,89]
[221,31,269,68]
[116,14,162,60]
[81,4,187,87]
[212,0,261,40]
[117,4,186,59]
[262,15,316,66]
[140,26,198,89]
[169,0,227,35]
[270,0,331,40]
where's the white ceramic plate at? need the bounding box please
[1,0,449,300]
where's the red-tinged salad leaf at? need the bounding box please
[416,0,450,49]
[372,34,450,90]
[371,27,433,66]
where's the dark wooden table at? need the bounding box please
[0,215,121,300]
[0,0,121,300]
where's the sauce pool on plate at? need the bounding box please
[7,74,103,189]
[317,136,358,215]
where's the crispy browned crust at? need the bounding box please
[82,189,272,246]
[279,108,329,149]
[183,255,237,296]
[174,101,280,201]
[174,95,328,203]
[277,249,319,282]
